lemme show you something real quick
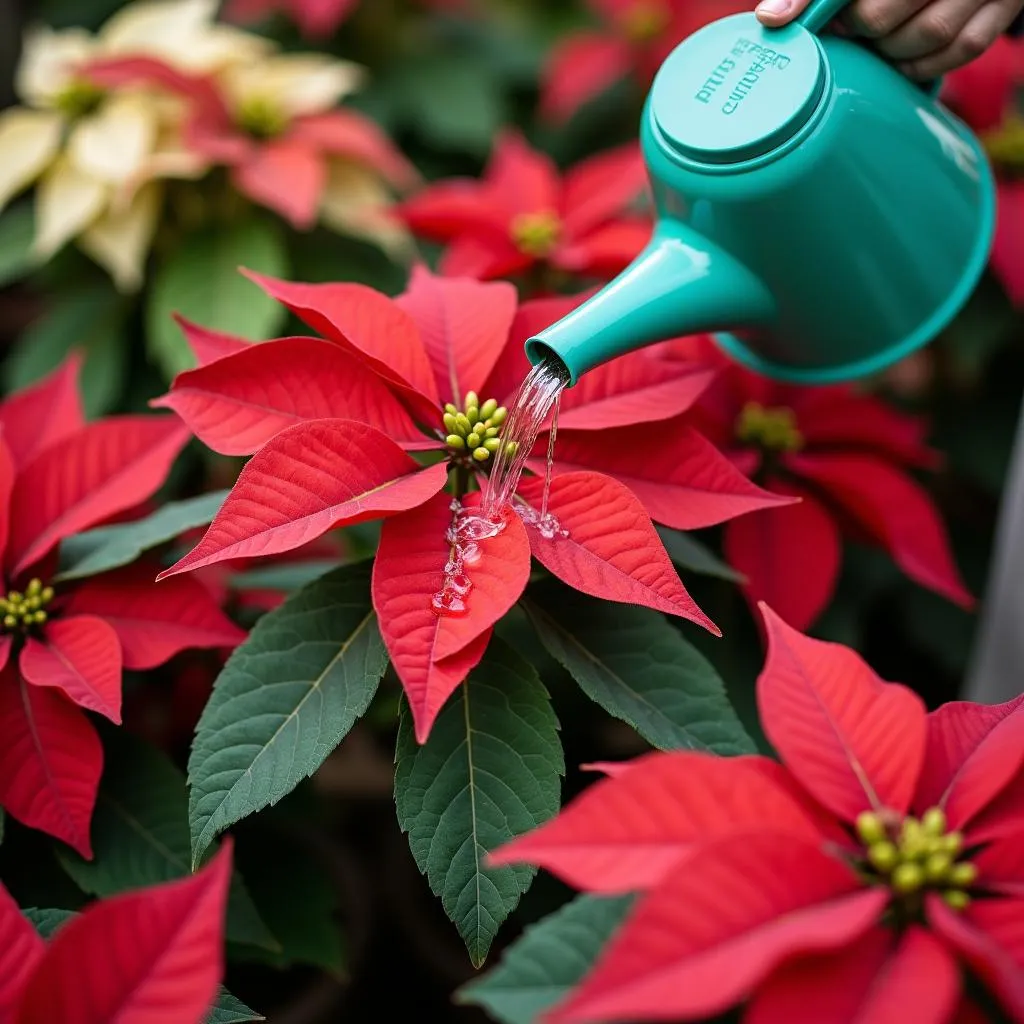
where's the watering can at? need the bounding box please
[525,0,996,384]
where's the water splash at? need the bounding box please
[431,499,506,617]
[513,394,568,539]
[482,358,570,518]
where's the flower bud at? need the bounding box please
[33,610,47,624]
[940,832,964,856]
[41,586,54,603]
[921,807,946,837]
[464,391,479,411]
[891,862,924,893]
[943,890,970,911]
[467,433,481,448]
[466,406,479,425]
[484,426,499,438]
[856,811,886,845]
[443,413,460,434]
[3,614,16,628]
[472,447,490,462]
[484,438,501,452]
[26,579,42,596]
[446,434,465,449]
[455,413,473,434]
[867,841,899,873]
[445,403,458,416]
[949,862,977,888]
[491,407,508,426]
[924,852,952,882]
[480,398,498,420]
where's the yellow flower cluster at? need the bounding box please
[0,0,403,291]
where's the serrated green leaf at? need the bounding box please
[147,217,288,380]
[4,284,127,417]
[23,907,76,939]
[656,526,745,583]
[228,558,341,594]
[522,582,755,756]
[0,203,37,287]
[459,894,633,1024]
[189,563,387,867]
[56,490,229,581]
[206,989,264,1023]
[57,729,277,952]
[395,639,564,967]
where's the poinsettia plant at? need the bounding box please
[471,606,1024,1024]
[0,0,1013,1020]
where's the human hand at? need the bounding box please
[755,0,1024,78]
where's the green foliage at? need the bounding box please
[4,283,128,417]
[188,563,387,866]
[459,894,634,1024]
[23,907,76,939]
[523,582,756,756]
[395,639,564,967]
[656,526,746,583]
[0,203,37,287]
[56,490,228,581]
[57,729,277,952]
[206,991,265,1024]
[146,217,289,379]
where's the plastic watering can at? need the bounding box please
[525,0,996,384]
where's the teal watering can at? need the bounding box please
[525,0,996,384]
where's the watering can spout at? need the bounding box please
[525,221,776,384]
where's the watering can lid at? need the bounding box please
[651,13,825,165]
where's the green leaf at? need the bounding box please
[0,203,37,287]
[459,894,633,1024]
[56,490,229,581]
[228,558,342,594]
[656,526,745,583]
[23,907,76,939]
[147,217,288,380]
[57,729,277,952]
[522,582,755,756]
[189,563,387,867]
[207,989,264,1023]
[4,284,128,417]
[233,827,344,973]
[394,639,564,967]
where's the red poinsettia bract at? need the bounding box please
[155,267,789,741]
[670,336,970,629]
[399,132,652,283]
[0,356,244,857]
[943,37,1024,304]
[0,842,232,1023]
[540,0,750,122]
[493,605,1024,1024]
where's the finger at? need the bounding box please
[842,0,931,38]
[754,0,803,27]
[898,0,1017,76]
[875,0,987,60]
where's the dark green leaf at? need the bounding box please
[146,217,288,380]
[233,828,344,973]
[5,284,127,417]
[56,490,229,581]
[0,203,37,287]
[57,730,277,952]
[23,907,75,939]
[206,989,264,1023]
[656,527,745,583]
[459,894,633,1024]
[395,639,564,966]
[228,559,342,594]
[523,582,755,756]
[189,563,387,866]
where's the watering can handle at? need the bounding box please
[795,0,852,33]
[793,0,942,91]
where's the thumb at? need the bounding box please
[754,0,812,26]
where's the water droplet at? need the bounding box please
[431,501,509,616]
[432,591,467,616]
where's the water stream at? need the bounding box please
[431,358,570,618]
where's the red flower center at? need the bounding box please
[856,808,978,912]
[735,400,804,453]
[621,0,672,42]
[1,578,55,633]
[510,211,562,258]
[442,389,514,465]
